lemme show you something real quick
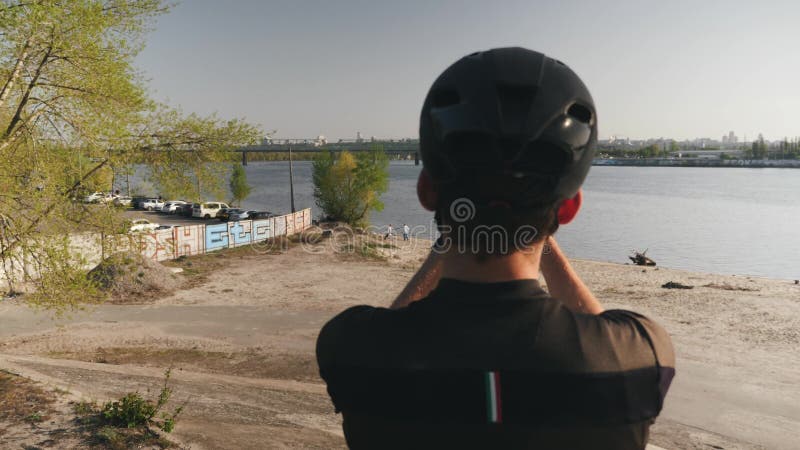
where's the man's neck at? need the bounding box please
[439,243,544,283]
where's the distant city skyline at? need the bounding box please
[135,0,800,142]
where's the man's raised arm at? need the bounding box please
[390,250,443,309]
[540,237,604,315]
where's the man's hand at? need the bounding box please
[540,237,604,315]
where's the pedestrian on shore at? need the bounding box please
[317,47,675,449]
[384,223,393,240]
[402,223,410,241]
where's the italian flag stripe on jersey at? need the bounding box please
[485,371,502,423]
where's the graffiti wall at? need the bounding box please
[252,218,274,241]
[0,209,313,288]
[135,208,311,261]
[136,228,176,261]
[175,225,205,258]
[229,220,253,247]
[205,223,229,253]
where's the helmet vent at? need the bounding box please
[496,84,536,132]
[518,140,571,175]
[567,103,592,124]
[431,89,461,108]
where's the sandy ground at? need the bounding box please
[1,235,799,449]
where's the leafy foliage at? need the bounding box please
[312,147,388,226]
[101,368,183,433]
[0,1,260,309]
[141,109,259,201]
[102,392,157,429]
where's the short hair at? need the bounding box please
[435,172,560,257]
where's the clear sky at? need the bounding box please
[136,0,800,141]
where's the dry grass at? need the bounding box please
[0,372,175,448]
[0,371,56,433]
[72,401,176,449]
[47,347,319,381]
[332,234,401,262]
[162,236,296,288]
[88,252,182,304]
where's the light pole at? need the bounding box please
[289,146,296,213]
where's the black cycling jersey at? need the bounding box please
[317,278,675,450]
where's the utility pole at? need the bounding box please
[108,150,115,193]
[289,146,296,213]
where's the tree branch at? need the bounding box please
[35,82,97,96]
[4,43,51,140]
[0,37,31,110]
[0,108,47,152]
[0,158,109,260]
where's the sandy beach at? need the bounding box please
[1,235,799,449]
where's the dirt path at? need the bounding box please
[1,238,799,448]
[0,353,342,449]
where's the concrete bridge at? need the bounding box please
[235,138,420,165]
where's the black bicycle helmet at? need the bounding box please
[419,47,597,203]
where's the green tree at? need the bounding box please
[752,137,767,159]
[312,147,388,226]
[639,144,660,158]
[140,109,258,201]
[0,1,260,311]
[228,163,251,206]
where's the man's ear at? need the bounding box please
[417,169,438,212]
[557,189,583,225]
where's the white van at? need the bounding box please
[192,202,229,219]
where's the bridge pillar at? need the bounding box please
[414,151,419,166]
[242,151,247,166]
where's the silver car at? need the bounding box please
[229,210,258,221]
[160,200,186,214]
[141,198,165,211]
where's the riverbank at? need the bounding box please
[593,158,800,168]
[1,236,798,448]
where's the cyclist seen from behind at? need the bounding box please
[317,47,675,450]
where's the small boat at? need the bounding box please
[629,249,656,266]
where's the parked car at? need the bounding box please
[217,208,243,222]
[155,225,174,231]
[141,198,165,211]
[229,210,258,221]
[131,196,149,209]
[128,219,159,233]
[249,211,277,220]
[83,192,105,203]
[177,203,194,217]
[113,196,132,207]
[100,193,120,203]
[160,200,187,214]
[192,202,229,219]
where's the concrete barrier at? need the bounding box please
[229,220,253,247]
[205,223,229,253]
[175,224,206,258]
[0,208,313,289]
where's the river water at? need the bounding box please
[148,162,800,280]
